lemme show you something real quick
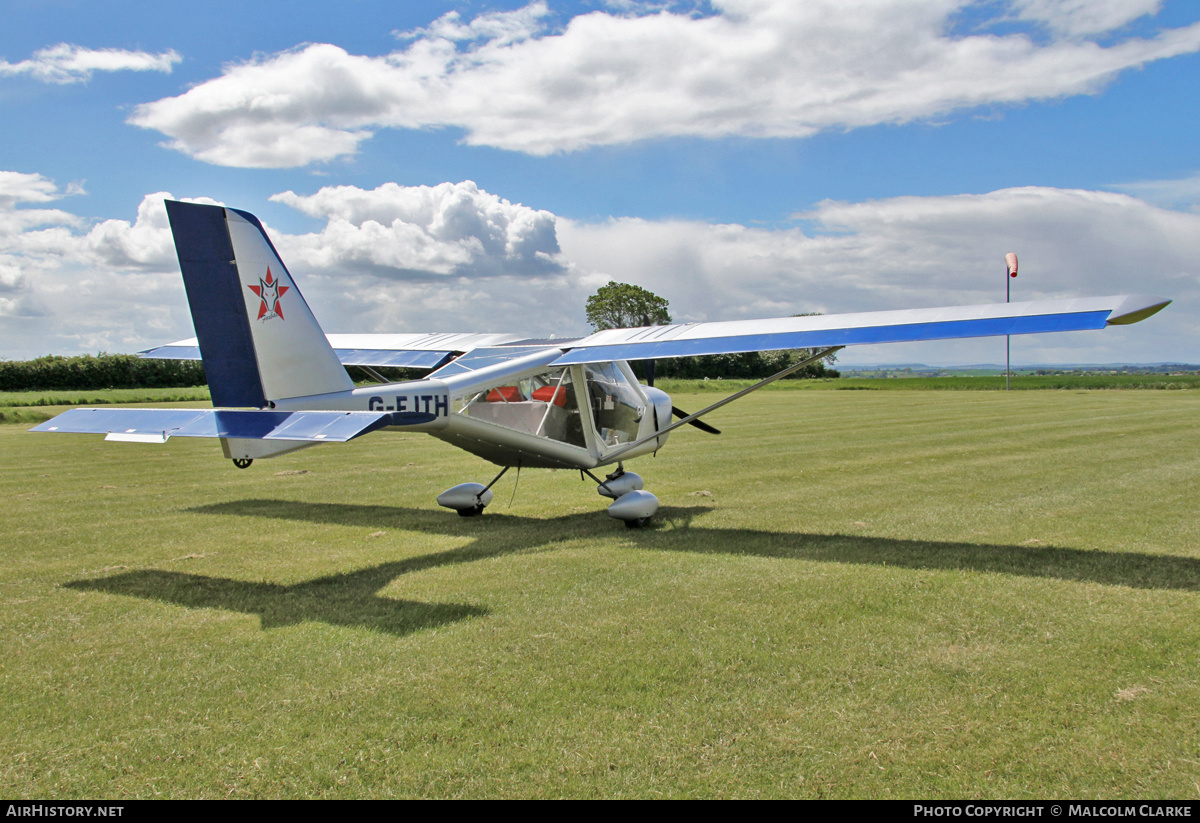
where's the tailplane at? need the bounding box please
[165,200,353,407]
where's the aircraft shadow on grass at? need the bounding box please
[65,499,1200,637]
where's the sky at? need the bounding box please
[2,0,1198,367]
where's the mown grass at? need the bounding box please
[3,389,1200,798]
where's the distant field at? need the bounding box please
[657,373,1200,392]
[4,389,1200,798]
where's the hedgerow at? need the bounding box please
[0,354,206,391]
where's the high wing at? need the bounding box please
[548,294,1169,365]
[140,294,1169,371]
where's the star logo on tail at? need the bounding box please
[248,267,289,320]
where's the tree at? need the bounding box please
[585,282,671,331]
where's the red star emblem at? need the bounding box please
[247,267,289,320]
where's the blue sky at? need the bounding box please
[2,0,1198,365]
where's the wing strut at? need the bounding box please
[606,346,844,461]
[358,365,389,383]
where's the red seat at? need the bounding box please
[486,386,521,402]
[531,386,567,407]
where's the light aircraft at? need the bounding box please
[32,201,1171,526]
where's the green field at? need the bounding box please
[0,387,212,408]
[0,388,212,426]
[3,389,1200,798]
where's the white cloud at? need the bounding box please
[0,178,578,357]
[2,177,1193,366]
[84,192,189,269]
[270,181,564,278]
[557,186,1199,365]
[0,180,217,355]
[261,181,577,337]
[396,1,553,46]
[0,43,181,84]
[0,171,84,208]
[1109,172,1200,212]
[129,0,1200,167]
[1012,0,1164,37]
[0,173,85,269]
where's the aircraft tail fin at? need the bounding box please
[165,200,353,407]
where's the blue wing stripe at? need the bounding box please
[551,310,1111,365]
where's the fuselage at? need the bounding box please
[270,349,673,470]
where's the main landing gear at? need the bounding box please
[437,466,509,517]
[588,467,659,528]
[436,465,660,527]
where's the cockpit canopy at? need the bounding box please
[451,361,655,462]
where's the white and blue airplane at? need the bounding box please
[32,201,1171,526]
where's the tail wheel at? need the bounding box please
[232,458,253,469]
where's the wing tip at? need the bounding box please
[1107,295,1172,326]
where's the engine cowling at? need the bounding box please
[642,386,674,448]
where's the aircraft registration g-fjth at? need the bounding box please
[32,201,1171,527]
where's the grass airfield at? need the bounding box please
[3,387,1200,798]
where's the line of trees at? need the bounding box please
[0,354,207,392]
[642,350,838,380]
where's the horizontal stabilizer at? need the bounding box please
[31,408,393,442]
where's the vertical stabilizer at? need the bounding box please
[166,201,353,406]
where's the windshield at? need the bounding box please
[582,361,646,449]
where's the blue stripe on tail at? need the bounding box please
[165,200,267,409]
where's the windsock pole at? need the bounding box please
[1006,252,1018,391]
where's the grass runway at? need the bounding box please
[3,388,1199,798]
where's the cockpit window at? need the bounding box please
[453,368,587,448]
